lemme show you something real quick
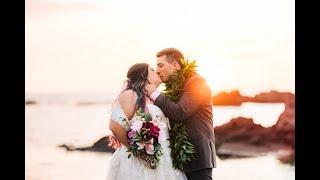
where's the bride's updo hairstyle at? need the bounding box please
[125,63,149,112]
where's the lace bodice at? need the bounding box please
[110,100,131,131]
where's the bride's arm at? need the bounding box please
[109,120,130,148]
[109,90,137,148]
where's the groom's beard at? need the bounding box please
[159,76,166,83]
[158,75,167,83]
[161,79,168,83]
[163,74,176,84]
[160,76,172,83]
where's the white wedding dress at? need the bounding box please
[105,100,187,180]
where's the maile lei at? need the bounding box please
[163,58,197,171]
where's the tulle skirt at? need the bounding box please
[105,140,187,180]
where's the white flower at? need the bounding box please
[136,142,145,150]
[130,120,143,131]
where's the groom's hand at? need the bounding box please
[145,83,157,97]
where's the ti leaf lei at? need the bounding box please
[163,58,197,171]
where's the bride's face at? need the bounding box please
[147,66,162,86]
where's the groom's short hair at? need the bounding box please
[156,48,184,67]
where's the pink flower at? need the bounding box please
[135,138,155,154]
[146,144,154,155]
[136,142,145,150]
[145,138,155,155]
[127,130,136,139]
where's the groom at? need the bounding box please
[146,48,217,180]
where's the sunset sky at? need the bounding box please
[26,0,294,96]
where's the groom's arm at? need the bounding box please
[152,77,210,123]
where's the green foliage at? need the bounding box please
[163,58,198,102]
[169,123,196,171]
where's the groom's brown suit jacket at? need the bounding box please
[154,73,217,172]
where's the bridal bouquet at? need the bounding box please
[126,108,163,169]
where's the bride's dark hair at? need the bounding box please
[124,63,149,112]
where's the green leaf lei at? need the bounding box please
[163,58,197,171]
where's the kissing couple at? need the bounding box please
[106,48,217,180]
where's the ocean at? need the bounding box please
[25,93,294,180]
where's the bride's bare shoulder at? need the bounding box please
[118,90,138,119]
[119,90,137,100]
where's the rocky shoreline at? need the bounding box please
[214,90,294,164]
[213,90,294,106]
[59,136,115,153]
[58,90,295,165]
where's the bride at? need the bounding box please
[105,63,187,180]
